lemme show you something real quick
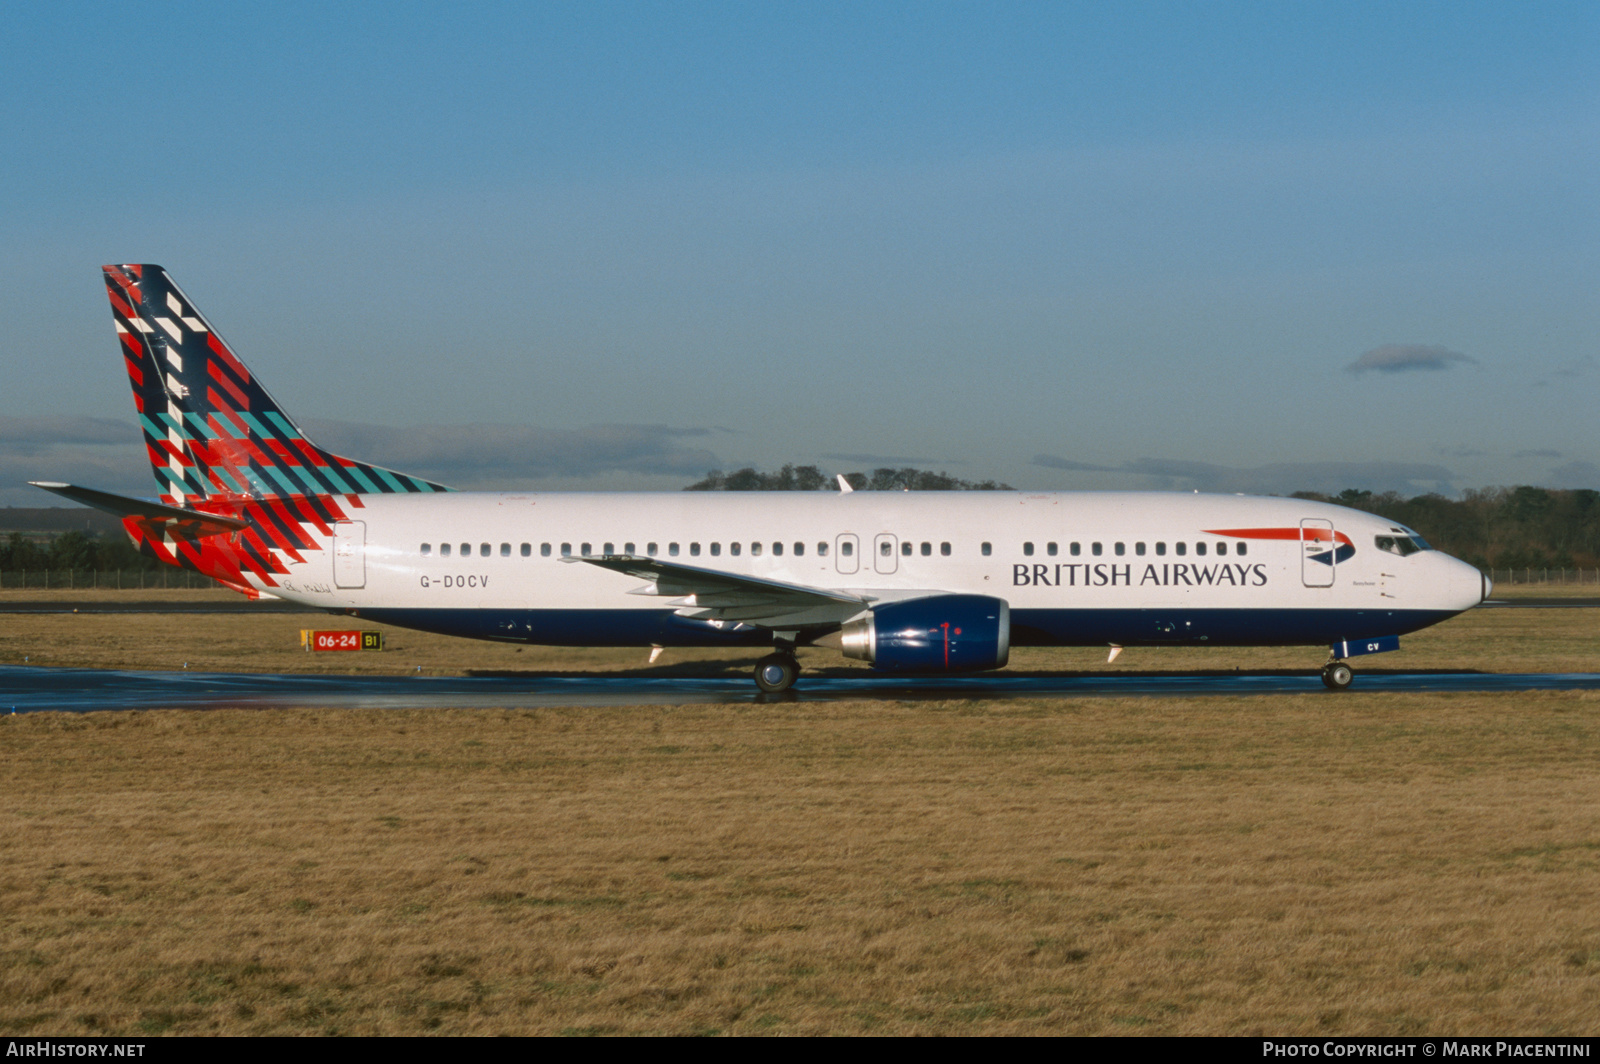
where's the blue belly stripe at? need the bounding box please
[352,606,1462,648]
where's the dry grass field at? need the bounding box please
[1,692,1598,1036]
[0,588,1596,1035]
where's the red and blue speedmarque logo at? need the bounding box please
[1207,527,1357,565]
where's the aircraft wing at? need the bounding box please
[566,555,870,628]
[30,482,247,535]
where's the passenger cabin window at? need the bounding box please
[710,542,721,556]
[581,543,592,557]
[1216,542,1227,556]
[921,542,932,556]
[669,543,679,556]
[981,542,992,556]
[1047,542,1057,556]
[940,542,951,556]
[603,542,614,555]
[1195,542,1207,556]
[1114,542,1125,556]
[1070,542,1081,556]
[730,542,741,556]
[520,543,531,557]
[480,543,490,557]
[1023,542,1034,556]
[421,543,432,556]
[561,543,572,557]
[624,542,635,554]
[901,541,912,556]
[794,542,805,556]
[441,543,451,557]
[1175,542,1186,556]
[751,542,763,557]
[773,542,784,556]
[1155,542,1166,556]
[1237,542,1247,556]
[881,541,893,557]
[500,543,511,557]
[690,542,701,556]
[647,543,658,556]
[841,541,853,557]
[460,543,471,557]
[541,543,551,557]
[1092,542,1103,556]
[1135,542,1146,556]
[817,542,828,556]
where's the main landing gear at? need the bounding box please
[1321,660,1354,691]
[754,652,800,694]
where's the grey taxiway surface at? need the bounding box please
[4,664,1600,713]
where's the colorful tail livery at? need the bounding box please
[36,266,449,596]
[102,264,447,502]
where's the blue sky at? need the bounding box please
[2,2,1595,504]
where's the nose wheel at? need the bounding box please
[754,652,800,693]
[1321,661,1354,691]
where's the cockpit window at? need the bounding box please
[1375,535,1425,557]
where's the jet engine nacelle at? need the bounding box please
[835,595,1010,672]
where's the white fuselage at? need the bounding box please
[260,490,1484,650]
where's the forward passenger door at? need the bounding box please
[1300,518,1335,588]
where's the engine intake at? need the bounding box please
[835,595,1010,672]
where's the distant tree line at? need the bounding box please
[686,465,1013,492]
[684,469,1597,570]
[1292,487,1600,570]
[0,530,160,571]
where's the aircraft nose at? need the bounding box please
[1449,555,1488,610]
[1421,552,1489,612]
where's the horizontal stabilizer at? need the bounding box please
[30,482,247,536]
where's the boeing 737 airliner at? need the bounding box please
[32,265,1488,692]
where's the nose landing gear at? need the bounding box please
[754,652,800,693]
[1321,660,1354,691]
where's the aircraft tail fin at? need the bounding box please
[102,264,449,503]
